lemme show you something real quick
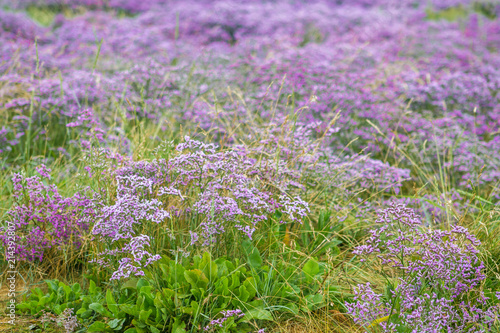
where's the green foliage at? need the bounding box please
[17,279,85,316]
[473,2,498,19]
[425,5,469,21]
[148,251,272,331]
[17,249,342,332]
[297,210,342,257]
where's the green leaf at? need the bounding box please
[184,269,209,289]
[149,326,160,333]
[87,321,110,332]
[72,283,81,294]
[131,319,147,329]
[200,252,218,281]
[241,240,253,256]
[33,287,44,299]
[78,309,93,319]
[139,309,153,322]
[52,304,62,315]
[120,304,137,316]
[89,280,97,295]
[241,308,273,322]
[183,300,200,317]
[61,283,72,301]
[161,288,175,299]
[159,264,170,280]
[121,278,139,290]
[214,276,229,296]
[89,303,113,317]
[39,295,50,307]
[171,262,187,284]
[243,277,257,300]
[45,279,59,293]
[304,294,324,311]
[229,272,241,290]
[108,318,126,330]
[302,259,320,277]
[248,247,262,269]
[172,317,187,333]
[16,303,30,312]
[124,329,138,333]
[136,279,150,292]
[238,285,250,303]
[139,286,155,308]
[106,289,119,315]
[283,302,299,315]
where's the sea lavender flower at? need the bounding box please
[84,136,310,278]
[204,309,245,331]
[0,167,93,262]
[346,203,500,332]
[41,308,79,333]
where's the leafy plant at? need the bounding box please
[17,279,85,317]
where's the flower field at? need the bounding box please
[1,0,500,332]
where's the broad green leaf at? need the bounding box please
[89,280,97,295]
[87,321,110,332]
[190,300,199,316]
[214,276,229,295]
[106,289,119,315]
[52,304,62,315]
[184,269,208,289]
[33,287,43,299]
[248,247,262,269]
[62,283,72,301]
[79,309,93,319]
[243,277,257,299]
[121,278,139,290]
[238,285,250,302]
[241,240,253,256]
[124,329,138,333]
[161,288,174,299]
[302,259,320,277]
[172,317,187,333]
[139,309,153,322]
[45,280,59,293]
[304,294,324,311]
[136,279,150,292]
[284,302,299,315]
[89,303,113,317]
[120,304,137,316]
[200,252,218,281]
[149,326,160,333]
[108,318,126,330]
[241,308,273,322]
[72,283,81,294]
[131,318,147,329]
[229,272,241,290]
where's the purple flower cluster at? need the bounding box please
[391,189,477,225]
[85,137,309,279]
[1,0,499,196]
[0,166,93,262]
[346,203,499,332]
[203,309,245,331]
[41,308,79,333]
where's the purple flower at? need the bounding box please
[347,203,499,331]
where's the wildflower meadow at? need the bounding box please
[1,0,500,332]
